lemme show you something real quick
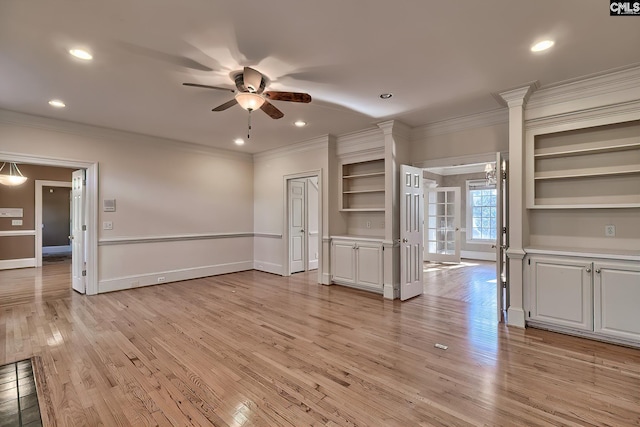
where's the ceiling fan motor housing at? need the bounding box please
[234,72,266,93]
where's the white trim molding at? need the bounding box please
[461,250,496,262]
[98,261,253,293]
[99,232,254,246]
[253,135,329,161]
[42,245,71,255]
[411,109,509,140]
[0,230,36,237]
[0,258,36,270]
[253,261,284,276]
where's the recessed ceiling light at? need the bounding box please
[294,120,307,127]
[69,48,93,60]
[530,40,554,53]
[234,138,245,146]
[379,93,393,99]
[48,99,66,108]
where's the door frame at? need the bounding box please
[282,169,322,282]
[417,151,508,320]
[35,180,72,267]
[0,151,99,295]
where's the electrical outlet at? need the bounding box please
[366,221,371,229]
[157,276,166,283]
[103,221,113,230]
[605,225,616,237]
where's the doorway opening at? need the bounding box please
[0,152,98,295]
[421,152,508,322]
[284,171,322,281]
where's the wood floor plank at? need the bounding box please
[2,264,640,426]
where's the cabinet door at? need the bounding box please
[331,241,356,284]
[594,261,640,342]
[356,243,383,289]
[529,256,593,331]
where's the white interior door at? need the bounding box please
[400,165,424,301]
[306,177,319,271]
[496,152,508,322]
[424,187,461,263]
[71,169,86,294]
[288,179,306,274]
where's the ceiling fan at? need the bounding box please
[183,66,311,120]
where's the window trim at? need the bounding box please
[465,179,497,244]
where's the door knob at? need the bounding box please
[68,235,74,240]
[300,229,304,233]
[402,238,408,243]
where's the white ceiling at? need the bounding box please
[1,1,639,154]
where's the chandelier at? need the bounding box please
[0,162,28,186]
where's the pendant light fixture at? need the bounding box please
[0,162,28,186]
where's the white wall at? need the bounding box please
[252,137,329,279]
[0,110,254,292]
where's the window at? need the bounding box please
[466,180,496,242]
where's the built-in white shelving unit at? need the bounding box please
[340,159,386,211]
[528,134,640,209]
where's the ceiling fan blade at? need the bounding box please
[243,67,263,93]
[260,100,284,119]
[183,83,235,93]
[212,98,238,111]
[264,91,312,103]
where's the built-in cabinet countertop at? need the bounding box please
[330,235,384,243]
[525,246,640,262]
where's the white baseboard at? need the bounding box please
[0,258,36,270]
[42,245,71,255]
[253,261,283,276]
[321,272,332,285]
[308,260,318,270]
[461,250,496,261]
[507,307,526,328]
[98,261,253,293]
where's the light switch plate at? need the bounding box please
[11,219,23,226]
[103,221,113,230]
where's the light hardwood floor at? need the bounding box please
[1,266,640,426]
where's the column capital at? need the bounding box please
[500,82,538,108]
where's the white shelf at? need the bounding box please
[342,189,385,194]
[343,172,385,179]
[534,165,640,180]
[534,137,640,159]
[341,208,386,212]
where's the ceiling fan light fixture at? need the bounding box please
[235,92,265,111]
[69,48,93,60]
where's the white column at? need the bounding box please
[500,85,536,328]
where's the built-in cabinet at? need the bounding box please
[331,237,383,292]
[526,251,640,346]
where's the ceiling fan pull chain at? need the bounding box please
[247,111,252,139]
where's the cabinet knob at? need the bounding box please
[586,267,591,273]
[595,269,601,274]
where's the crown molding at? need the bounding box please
[411,109,509,141]
[252,135,329,161]
[415,152,498,169]
[526,63,640,121]
[0,109,253,162]
[336,127,384,157]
